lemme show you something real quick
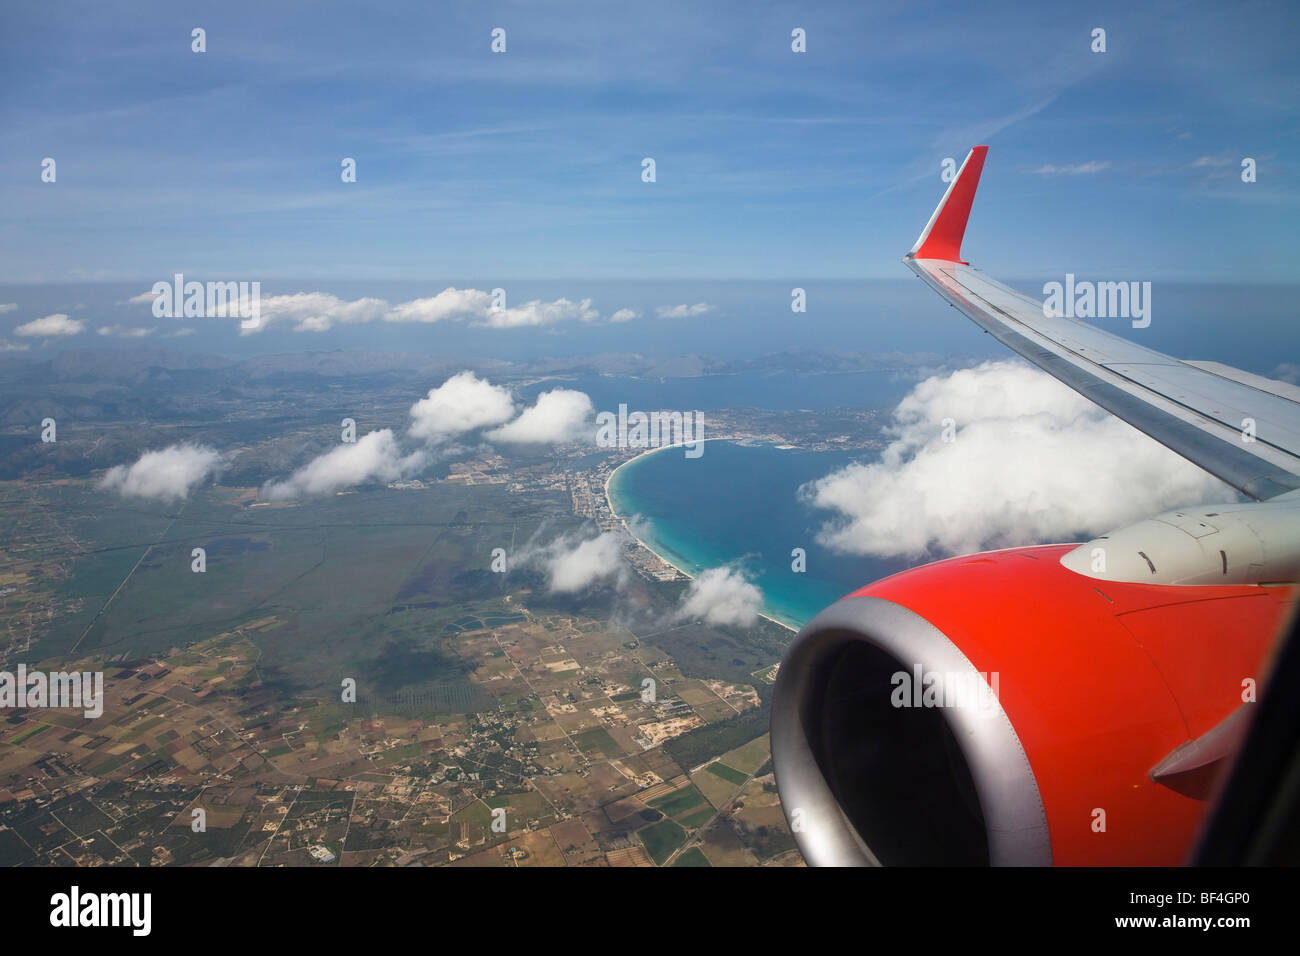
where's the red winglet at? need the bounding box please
[908,145,988,264]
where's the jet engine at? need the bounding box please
[771,538,1294,865]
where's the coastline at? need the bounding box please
[604,438,799,634]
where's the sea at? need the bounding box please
[607,439,915,630]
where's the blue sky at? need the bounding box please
[2,0,1297,285]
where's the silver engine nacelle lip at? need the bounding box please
[770,595,1053,866]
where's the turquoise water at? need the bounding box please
[608,441,911,630]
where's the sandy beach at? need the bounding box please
[604,438,799,634]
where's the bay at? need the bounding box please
[608,440,913,630]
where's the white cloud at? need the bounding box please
[542,531,629,593]
[97,325,155,338]
[0,303,16,314]
[1273,362,1300,385]
[14,313,85,337]
[674,566,763,627]
[507,528,630,593]
[655,302,714,319]
[384,288,493,325]
[608,308,639,323]
[408,371,516,441]
[800,360,1236,559]
[242,288,607,333]
[162,327,197,338]
[387,289,600,328]
[255,292,388,333]
[479,297,598,328]
[488,388,594,445]
[124,290,161,305]
[0,339,30,352]
[1029,161,1111,176]
[99,443,223,501]
[262,429,426,499]
[1192,155,1236,168]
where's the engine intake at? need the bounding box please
[771,545,1291,866]
[771,596,1050,866]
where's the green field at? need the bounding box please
[671,847,711,867]
[9,723,50,745]
[649,786,707,817]
[720,733,772,775]
[705,761,749,786]
[33,482,570,718]
[444,611,527,634]
[678,807,715,828]
[572,726,620,757]
[638,819,687,866]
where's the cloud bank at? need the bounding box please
[674,566,763,627]
[1030,161,1111,176]
[99,443,223,501]
[800,360,1237,559]
[510,529,630,593]
[15,313,84,337]
[262,429,426,499]
[257,292,388,333]
[261,371,598,500]
[655,302,714,319]
[97,325,154,338]
[543,531,629,593]
[136,287,619,334]
[408,371,516,441]
[488,388,594,445]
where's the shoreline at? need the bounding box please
[604,438,799,634]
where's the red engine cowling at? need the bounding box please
[770,544,1294,865]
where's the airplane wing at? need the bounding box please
[903,145,1300,502]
